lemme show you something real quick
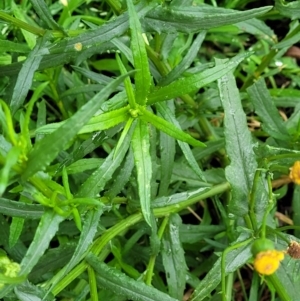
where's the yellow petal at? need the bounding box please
[254,250,284,275]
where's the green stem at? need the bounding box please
[221,238,253,301]
[87,266,98,301]
[268,153,300,162]
[244,214,253,231]
[0,11,45,36]
[249,169,261,233]
[261,172,274,239]
[146,44,169,76]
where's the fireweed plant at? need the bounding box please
[1,0,300,300]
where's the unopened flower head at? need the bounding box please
[289,161,300,185]
[253,250,284,275]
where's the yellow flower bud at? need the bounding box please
[289,161,300,185]
[253,250,284,275]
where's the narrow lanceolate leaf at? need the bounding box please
[140,106,205,148]
[77,124,134,197]
[147,52,252,104]
[144,5,272,33]
[131,119,152,227]
[162,214,187,300]
[30,0,63,30]
[61,208,103,273]
[247,78,290,141]
[158,102,176,196]
[22,73,131,180]
[36,105,130,135]
[106,148,135,199]
[0,198,44,219]
[275,0,300,20]
[217,58,257,216]
[9,217,24,248]
[47,208,103,295]
[0,146,20,196]
[19,210,64,275]
[126,0,153,105]
[159,31,206,86]
[156,102,206,181]
[10,34,50,114]
[15,281,54,301]
[86,254,178,301]
[116,53,136,109]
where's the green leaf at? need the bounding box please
[9,217,24,248]
[126,0,153,105]
[54,132,107,175]
[275,0,300,20]
[63,208,102,272]
[152,187,210,208]
[62,158,105,175]
[144,5,273,33]
[217,58,257,216]
[19,210,64,276]
[15,281,55,301]
[274,31,300,49]
[159,31,206,86]
[235,19,275,45]
[106,148,135,199]
[30,0,64,30]
[29,243,76,282]
[247,78,290,141]
[86,253,179,301]
[155,102,206,181]
[47,208,103,296]
[72,65,124,91]
[147,52,252,105]
[114,117,134,158]
[140,106,205,148]
[22,73,130,180]
[179,223,225,244]
[0,198,44,219]
[157,102,176,196]
[36,100,46,142]
[11,2,37,49]
[77,124,134,197]
[161,214,187,300]
[36,105,130,135]
[116,54,136,109]
[190,243,252,301]
[10,34,50,115]
[268,268,296,301]
[0,146,20,196]
[131,119,153,227]
[0,40,30,53]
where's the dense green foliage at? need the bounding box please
[1,0,300,300]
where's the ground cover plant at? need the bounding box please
[1,0,300,300]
